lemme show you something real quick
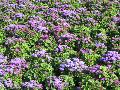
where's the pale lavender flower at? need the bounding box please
[10,58,28,68]
[95,43,106,48]
[59,33,77,43]
[55,45,70,52]
[22,80,43,89]
[4,78,13,88]
[0,54,7,64]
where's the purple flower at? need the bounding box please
[41,34,49,40]
[47,76,66,90]
[114,80,120,86]
[22,80,43,89]
[95,43,106,48]
[32,50,46,57]
[80,48,92,54]
[88,65,102,74]
[77,7,87,13]
[100,78,106,81]
[112,16,120,23]
[14,13,24,19]
[0,69,6,76]
[0,54,7,64]
[59,33,77,43]
[55,45,70,53]
[16,0,29,5]
[62,10,77,18]
[4,24,17,32]
[10,58,28,68]
[92,10,101,16]
[60,58,88,72]
[53,25,63,33]
[4,78,13,88]
[96,33,105,38]
[100,51,120,63]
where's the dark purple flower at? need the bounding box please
[14,13,24,19]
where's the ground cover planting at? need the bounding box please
[0,0,120,90]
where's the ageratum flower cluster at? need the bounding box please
[60,58,88,72]
[100,51,120,63]
[22,80,43,89]
[47,76,68,90]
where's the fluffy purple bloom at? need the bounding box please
[0,54,7,64]
[88,65,102,74]
[41,34,49,40]
[14,13,24,19]
[96,33,105,38]
[0,68,6,76]
[8,4,17,8]
[114,80,120,86]
[10,58,28,68]
[53,25,63,33]
[112,16,120,23]
[36,26,47,32]
[5,37,25,45]
[60,58,88,72]
[4,78,13,88]
[59,33,77,43]
[32,50,46,57]
[82,37,91,44]
[55,45,70,52]
[76,7,87,13]
[32,50,51,61]
[5,65,14,74]
[4,24,18,32]
[95,43,106,48]
[22,80,43,89]
[35,0,48,2]
[80,48,92,54]
[47,76,67,90]
[16,0,29,5]
[100,51,120,63]
[62,10,77,18]
[4,24,27,32]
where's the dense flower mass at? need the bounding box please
[60,58,88,72]
[0,0,119,90]
[88,64,102,75]
[100,51,120,63]
[22,80,43,89]
[47,76,68,90]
